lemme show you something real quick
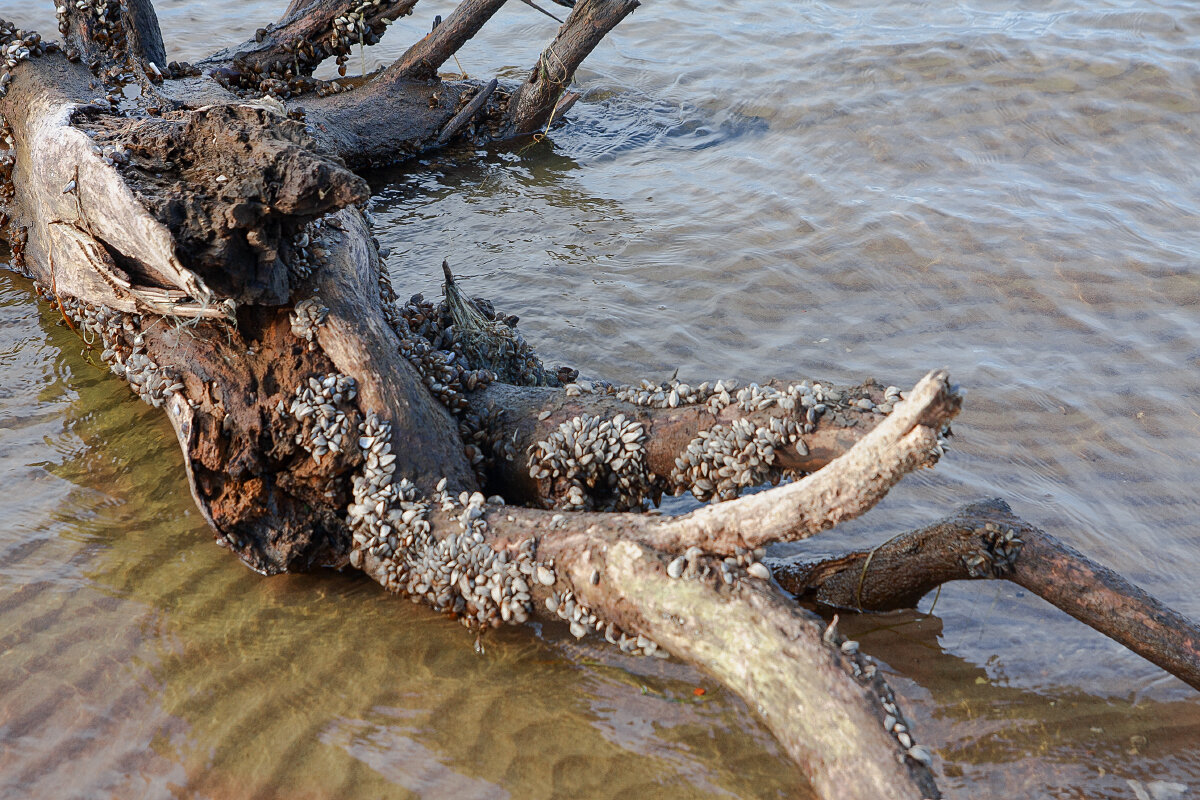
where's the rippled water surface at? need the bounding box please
[2,0,1200,798]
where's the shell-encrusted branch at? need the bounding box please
[542,532,944,800]
[471,377,892,507]
[55,0,167,71]
[199,0,419,96]
[643,369,964,553]
[351,495,940,799]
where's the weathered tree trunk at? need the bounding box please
[1,3,1196,798]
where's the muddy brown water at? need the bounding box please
[2,1,1199,798]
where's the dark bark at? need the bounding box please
[58,0,166,67]
[774,498,1200,691]
[198,0,420,91]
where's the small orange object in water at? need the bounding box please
[693,687,706,696]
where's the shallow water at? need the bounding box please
[2,0,1199,798]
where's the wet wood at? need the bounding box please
[357,498,944,799]
[437,77,498,144]
[774,498,1200,691]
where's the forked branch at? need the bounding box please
[384,0,510,80]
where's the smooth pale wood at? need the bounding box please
[13,59,223,315]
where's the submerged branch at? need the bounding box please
[774,498,1200,692]
[355,500,941,799]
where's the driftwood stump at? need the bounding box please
[1,2,1196,798]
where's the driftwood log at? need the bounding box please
[1,2,1196,798]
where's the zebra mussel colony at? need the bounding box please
[665,545,773,586]
[0,19,55,99]
[286,218,332,281]
[377,268,570,412]
[962,522,1024,578]
[458,401,517,477]
[52,0,181,106]
[346,425,542,630]
[348,413,659,651]
[608,375,905,420]
[55,0,134,70]
[289,297,329,350]
[528,413,651,511]
[670,415,807,503]
[547,375,947,506]
[821,616,934,768]
[545,584,667,657]
[285,372,357,464]
[565,369,904,433]
[346,412,427,565]
[35,290,186,408]
[0,115,14,228]
[379,283,494,413]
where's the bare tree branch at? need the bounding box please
[774,498,1200,692]
[121,0,168,68]
[384,0,510,81]
[199,0,418,93]
[503,0,640,135]
[355,503,942,799]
